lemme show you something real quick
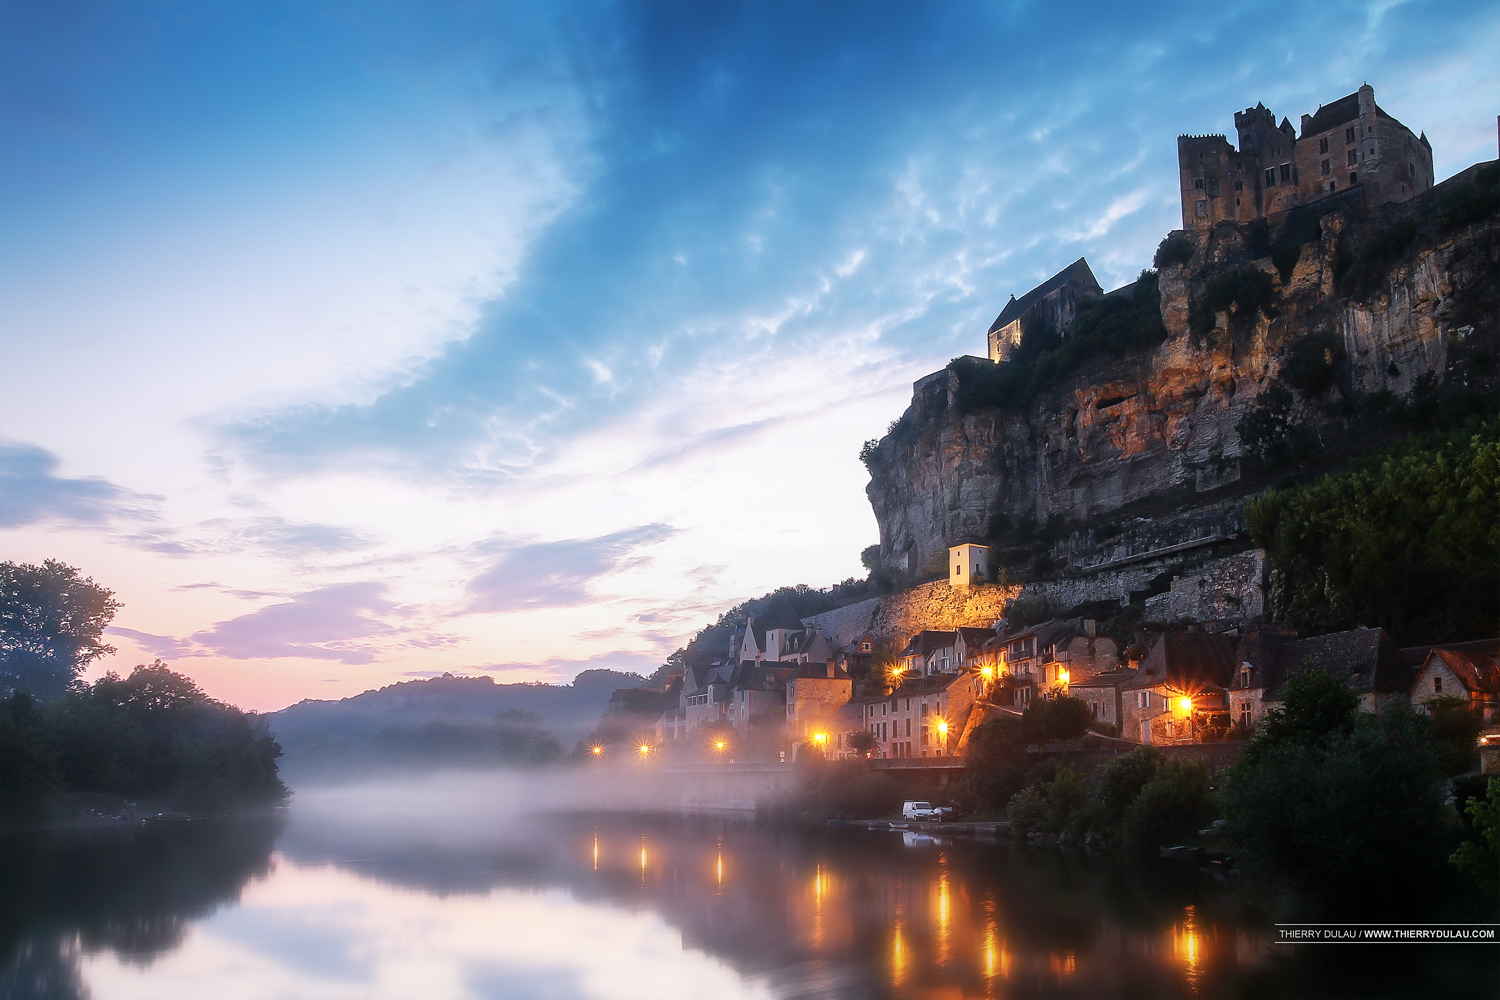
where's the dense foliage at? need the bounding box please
[1223,665,1460,917]
[1246,419,1500,643]
[1,662,287,822]
[1,560,121,700]
[1189,265,1276,334]
[947,270,1168,416]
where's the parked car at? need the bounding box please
[902,800,950,821]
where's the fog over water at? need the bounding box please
[2,770,1493,1000]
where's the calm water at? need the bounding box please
[1,773,1492,1000]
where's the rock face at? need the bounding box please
[865,168,1500,588]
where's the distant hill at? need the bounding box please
[270,669,641,782]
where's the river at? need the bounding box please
[1,772,1491,999]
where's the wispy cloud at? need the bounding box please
[0,440,162,529]
[466,524,677,614]
[192,582,403,664]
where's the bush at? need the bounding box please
[1338,218,1418,301]
[1153,235,1195,270]
[1449,777,1499,903]
[1120,758,1215,856]
[1192,266,1276,334]
[1281,331,1344,398]
[1092,746,1162,832]
[1426,697,1484,777]
[1007,765,1088,838]
[1235,380,1298,463]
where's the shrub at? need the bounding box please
[1120,757,1215,856]
[1338,217,1418,301]
[963,715,1031,810]
[1426,697,1484,777]
[1193,266,1277,334]
[1449,777,1499,903]
[1007,765,1088,837]
[1092,746,1162,832]
[1235,380,1297,462]
[1281,331,1344,398]
[1153,235,1195,270]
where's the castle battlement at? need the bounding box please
[1178,83,1433,231]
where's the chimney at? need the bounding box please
[1300,113,1313,137]
[1084,619,1096,637]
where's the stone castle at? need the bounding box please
[1177,83,1433,231]
[985,84,1435,366]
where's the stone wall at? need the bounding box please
[1143,549,1267,625]
[803,581,1022,649]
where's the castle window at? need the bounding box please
[1329,181,1336,192]
[1280,163,1291,182]
[1319,137,1328,154]
[1194,178,1203,189]
[1349,172,1358,184]
[1345,126,1355,143]
[1264,167,1276,187]
[1321,159,1331,175]
[1348,150,1358,166]
[1195,200,1207,217]
[1234,180,1243,191]
[1236,160,1243,170]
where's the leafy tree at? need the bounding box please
[1120,758,1215,856]
[0,691,60,820]
[2,661,287,817]
[1243,660,1358,763]
[1153,234,1194,270]
[1092,746,1162,832]
[846,729,879,758]
[1225,702,1446,917]
[963,715,1031,810]
[1,560,121,699]
[492,708,564,765]
[865,650,902,692]
[1449,778,1499,903]
[1249,419,1500,644]
[1007,765,1088,838]
[1425,697,1484,777]
[1235,380,1297,463]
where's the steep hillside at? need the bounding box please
[864,163,1500,584]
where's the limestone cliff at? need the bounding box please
[865,163,1500,589]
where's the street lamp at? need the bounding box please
[590,745,604,758]
[637,743,652,758]
[936,719,949,751]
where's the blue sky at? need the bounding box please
[2,0,1496,709]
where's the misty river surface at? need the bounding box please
[2,773,1492,1000]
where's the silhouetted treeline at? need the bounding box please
[0,661,287,822]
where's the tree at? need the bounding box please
[1449,778,1499,903]
[1244,660,1358,762]
[1425,697,1484,777]
[1092,746,1163,833]
[963,715,1031,810]
[1120,758,1215,856]
[1,560,121,699]
[493,708,564,765]
[865,650,902,692]
[1225,704,1446,917]
[846,729,879,758]
[1247,419,1500,644]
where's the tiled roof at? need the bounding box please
[1124,632,1235,692]
[988,258,1101,333]
[899,630,958,657]
[1266,627,1409,699]
[1398,638,1500,666]
[1070,667,1138,689]
[1422,649,1500,696]
[1300,91,1395,137]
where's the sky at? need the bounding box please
[2,0,1497,712]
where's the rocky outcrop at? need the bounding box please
[865,165,1500,586]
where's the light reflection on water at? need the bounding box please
[2,785,1489,1000]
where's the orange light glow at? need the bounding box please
[1058,668,1070,684]
[590,745,603,756]
[936,720,948,736]
[713,740,727,751]
[813,732,828,745]
[980,665,993,679]
[716,853,723,885]
[1179,697,1192,712]
[592,837,599,870]
[637,743,651,756]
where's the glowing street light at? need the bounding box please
[813,732,829,746]
[1179,696,1192,713]
[637,743,652,758]
[1058,668,1070,684]
[713,739,728,752]
[590,745,604,757]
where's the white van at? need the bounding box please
[902,800,938,821]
